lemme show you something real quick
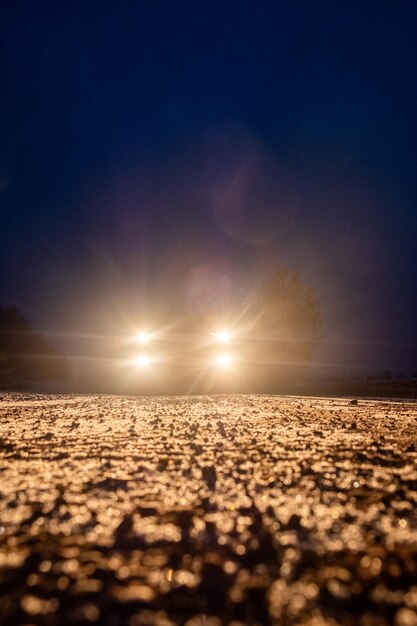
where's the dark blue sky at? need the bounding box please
[1,0,417,372]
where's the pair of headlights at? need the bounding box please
[133,329,234,369]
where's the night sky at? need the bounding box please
[1,0,417,374]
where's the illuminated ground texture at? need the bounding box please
[0,394,417,626]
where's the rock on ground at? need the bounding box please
[0,393,417,625]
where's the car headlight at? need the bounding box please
[135,331,154,345]
[134,354,153,367]
[212,330,231,344]
[215,353,233,368]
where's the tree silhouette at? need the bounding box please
[0,306,72,383]
[250,266,321,384]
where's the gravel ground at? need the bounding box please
[0,393,416,626]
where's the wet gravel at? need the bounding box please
[0,392,417,626]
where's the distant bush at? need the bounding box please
[0,306,72,383]
[250,266,322,384]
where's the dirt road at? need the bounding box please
[0,393,416,625]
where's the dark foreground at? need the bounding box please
[0,394,416,626]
